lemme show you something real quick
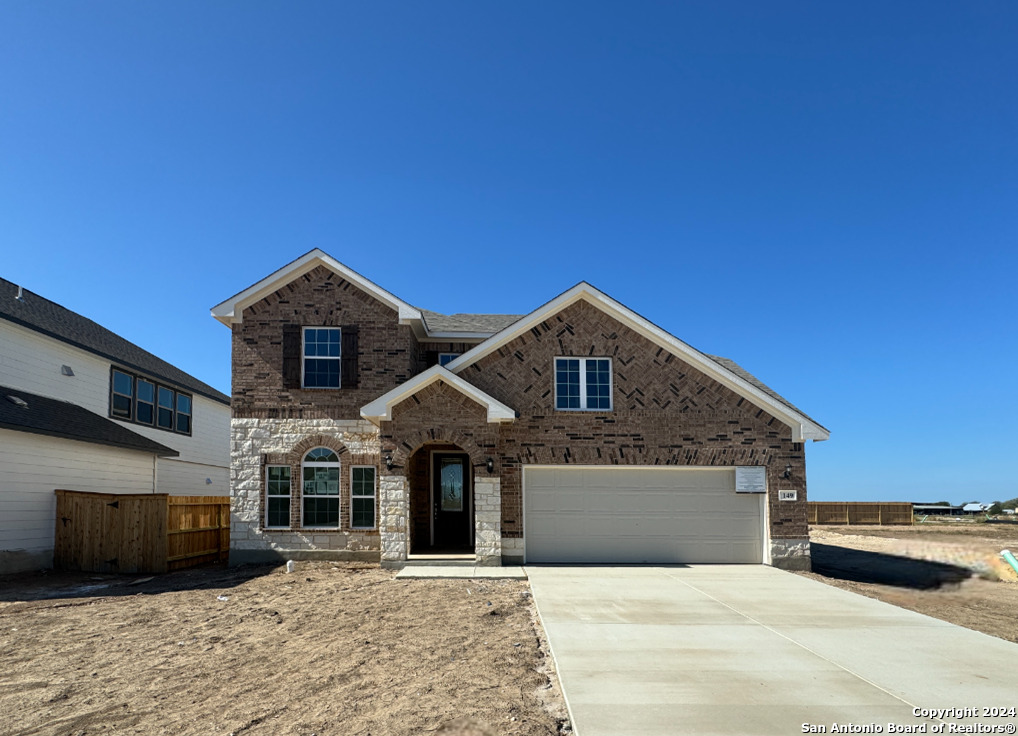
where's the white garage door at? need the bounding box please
[524,466,763,564]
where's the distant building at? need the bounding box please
[912,504,964,516]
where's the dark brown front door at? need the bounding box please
[433,454,472,549]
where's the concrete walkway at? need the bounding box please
[527,565,1018,736]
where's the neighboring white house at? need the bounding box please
[0,277,231,573]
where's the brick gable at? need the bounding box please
[457,299,809,540]
[231,265,423,419]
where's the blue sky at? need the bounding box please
[2,3,1016,504]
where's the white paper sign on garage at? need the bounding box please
[735,466,766,493]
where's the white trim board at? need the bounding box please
[360,366,517,425]
[445,283,828,442]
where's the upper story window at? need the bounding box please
[302,327,341,388]
[555,357,612,411]
[110,367,193,435]
[438,353,460,367]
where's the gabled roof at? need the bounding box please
[0,385,179,456]
[360,365,517,425]
[0,278,230,406]
[211,249,423,326]
[211,249,520,340]
[420,310,523,335]
[445,283,829,442]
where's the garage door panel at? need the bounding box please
[525,466,762,564]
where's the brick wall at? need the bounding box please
[403,300,809,540]
[232,265,420,419]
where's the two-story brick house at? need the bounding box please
[213,250,828,570]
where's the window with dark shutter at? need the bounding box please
[340,326,359,388]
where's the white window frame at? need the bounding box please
[554,356,613,411]
[265,465,292,529]
[438,353,460,367]
[301,326,342,389]
[350,465,377,530]
[300,448,342,529]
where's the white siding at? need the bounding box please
[157,456,229,496]
[0,428,157,572]
[0,319,230,494]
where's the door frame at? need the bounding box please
[428,450,474,549]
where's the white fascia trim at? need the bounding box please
[445,283,829,443]
[360,365,517,425]
[210,249,423,326]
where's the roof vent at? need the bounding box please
[15,285,25,302]
[5,394,29,408]
[61,365,75,377]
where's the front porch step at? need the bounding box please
[402,557,477,567]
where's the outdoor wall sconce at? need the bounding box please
[486,457,494,473]
[782,464,792,479]
[385,453,393,471]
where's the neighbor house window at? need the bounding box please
[136,379,155,425]
[157,386,175,430]
[175,394,192,434]
[302,448,340,528]
[438,353,459,367]
[302,327,341,388]
[109,367,192,434]
[111,369,133,418]
[265,466,292,528]
[351,466,376,529]
[555,357,612,410]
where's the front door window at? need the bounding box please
[440,459,464,512]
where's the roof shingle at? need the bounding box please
[0,278,229,405]
[0,384,179,456]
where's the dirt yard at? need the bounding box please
[0,562,569,736]
[801,521,1018,644]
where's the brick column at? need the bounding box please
[474,477,502,566]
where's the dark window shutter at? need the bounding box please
[341,326,359,388]
[282,325,302,389]
[426,350,439,367]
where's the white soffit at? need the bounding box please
[445,283,829,442]
[360,365,517,425]
[210,249,422,326]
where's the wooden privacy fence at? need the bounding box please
[54,490,230,574]
[807,501,914,526]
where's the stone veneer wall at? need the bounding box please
[379,473,408,564]
[474,477,501,565]
[769,538,811,571]
[230,418,383,564]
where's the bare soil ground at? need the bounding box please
[0,562,569,736]
[800,521,1018,644]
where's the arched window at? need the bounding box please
[301,448,340,528]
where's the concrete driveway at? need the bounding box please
[527,566,1018,736]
